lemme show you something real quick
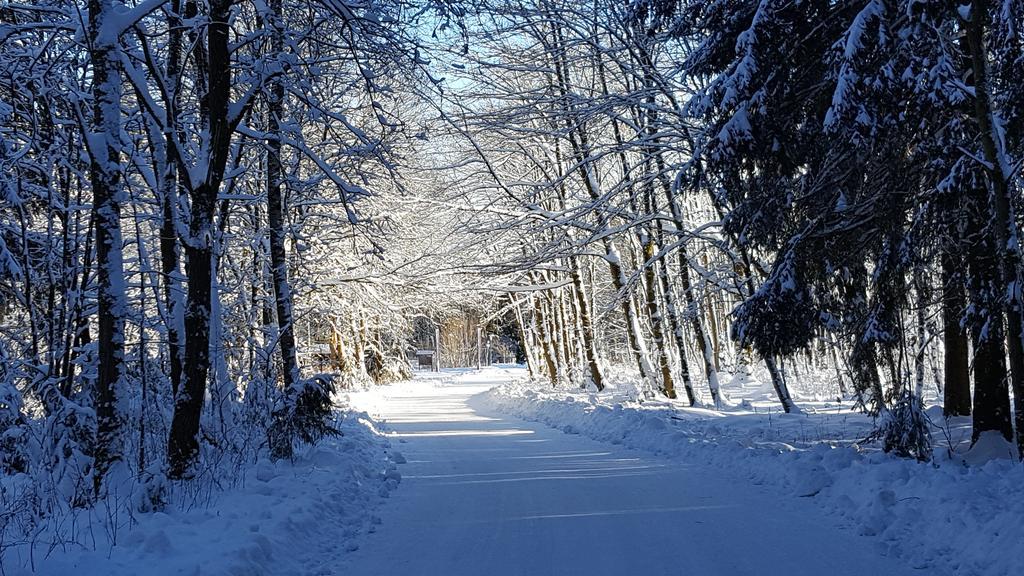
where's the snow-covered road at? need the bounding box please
[343,368,915,576]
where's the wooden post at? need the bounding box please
[476,325,483,369]
[434,326,441,372]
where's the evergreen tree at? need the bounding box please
[672,0,1023,449]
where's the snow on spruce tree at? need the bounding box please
[670,0,1022,454]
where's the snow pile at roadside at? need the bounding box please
[8,410,400,576]
[482,377,1024,576]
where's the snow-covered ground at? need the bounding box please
[4,410,399,576]
[12,366,1020,575]
[482,367,1024,576]
[341,367,926,576]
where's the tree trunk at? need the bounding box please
[513,296,540,379]
[654,150,720,403]
[159,0,188,397]
[168,197,215,478]
[547,94,604,390]
[913,268,929,399]
[569,260,604,390]
[965,0,1023,452]
[656,227,698,405]
[87,0,126,493]
[643,236,676,399]
[546,14,657,391]
[532,293,559,386]
[964,178,1013,442]
[267,0,300,392]
[682,250,722,404]
[705,293,722,371]
[942,249,971,416]
[167,0,234,478]
[844,264,885,412]
[548,284,572,380]
[764,355,796,413]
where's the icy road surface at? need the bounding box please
[343,368,915,576]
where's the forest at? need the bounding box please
[0,0,1022,574]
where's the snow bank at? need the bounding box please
[482,377,1024,576]
[5,409,400,576]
